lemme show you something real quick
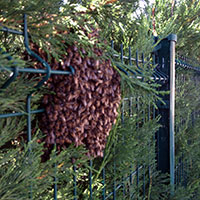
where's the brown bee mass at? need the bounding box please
[27,41,121,158]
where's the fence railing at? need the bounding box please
[1,14,200,199]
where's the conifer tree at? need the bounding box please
[2,0,200,199]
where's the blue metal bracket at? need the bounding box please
[0,25,23,35]
[153,43,162,52]
[23,14,51,89]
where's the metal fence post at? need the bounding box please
[154,34,177,191]
[169,34,176,194]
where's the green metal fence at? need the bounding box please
[154,36,200,196]
[1,14,200,199]
[174,55,200,194]
[0,14,74,200]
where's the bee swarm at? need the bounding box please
[28,43,121,158]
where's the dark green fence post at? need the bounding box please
[154,34,177,192]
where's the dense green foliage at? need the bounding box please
[173,68,200,199]
[1,0,200,199]
[0,1,162,199]
[148,0,200,60]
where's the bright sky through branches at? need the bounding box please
[63,0,156,6]
[140,0,155,8]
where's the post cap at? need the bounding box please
[167,34,177,42]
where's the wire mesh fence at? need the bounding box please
[174,57,200,193]
[1,13,200,200]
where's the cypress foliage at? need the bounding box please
[0,3,161,200]
[2,0,200,199]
